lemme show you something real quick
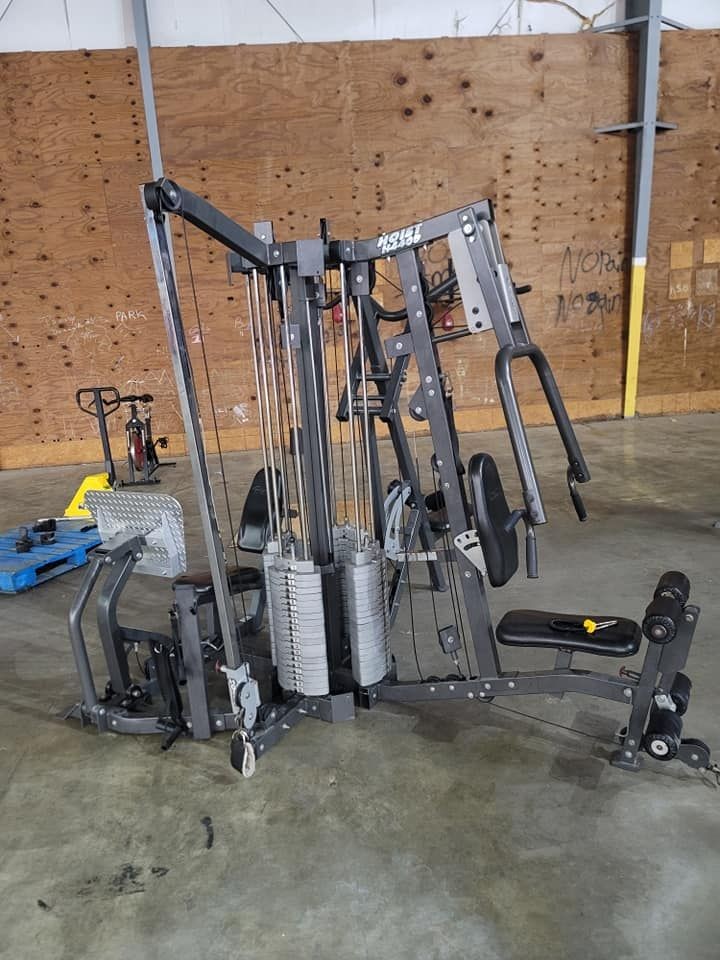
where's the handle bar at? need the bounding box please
[75,386,121,418]
[495,342,590,526]
[119,393,154,404]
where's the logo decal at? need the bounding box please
[376,223,423,256]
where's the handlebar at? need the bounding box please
[119,393,154,404]
[75,387,121,418]
[494,342,590,526]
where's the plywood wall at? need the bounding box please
[0,31,718,469]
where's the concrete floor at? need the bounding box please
[1,412,719,960]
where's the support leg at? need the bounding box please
[173,584,212,740]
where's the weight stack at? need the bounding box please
[345,543,390,687]
[268,556,330,696]
[332,522,364,638]
[262,540,281,665]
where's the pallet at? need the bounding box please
[0,523,102,594]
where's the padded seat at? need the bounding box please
[173,565,262,597]
[496,610,641,658]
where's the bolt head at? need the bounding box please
[484,682,491,690]
[215,720,223,728]
[411,285,418,293]
[464,570,471,578]
[356,275,363,283]
[259,744,264,751]
[415,310,423,318]
[414,406,423,414]
[273,250,280,258]
[443,481,450,489]
[623,687,632,698]
[508,681,515,689]
[395,341,403,350]
[691,753,699,762]
[425,376,432,383]
[685,613,694,622]
[462,223,474,236]
[449,684,455,691]
[624,750,633,759]
[468,691,475,699]
[437,459,443,467]
[430,685,436,693]
[628,739,636,746]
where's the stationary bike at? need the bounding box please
[122,393,174,485]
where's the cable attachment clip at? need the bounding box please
[231,728,256,778]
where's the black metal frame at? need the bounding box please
[137,177,707,773]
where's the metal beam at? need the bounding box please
[132,0,164,180]
[594,1,682,419]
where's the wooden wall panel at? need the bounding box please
[0,31,718,469]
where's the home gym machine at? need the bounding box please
[66,174,714,779]
[75,386,175,487]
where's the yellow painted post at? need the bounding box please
[623,258,647,419]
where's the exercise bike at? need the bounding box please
[123,393,173,485]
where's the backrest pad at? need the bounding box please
[467,453,519,587]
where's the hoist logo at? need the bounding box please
[376,223,423,256]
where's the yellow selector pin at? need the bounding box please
[583,619,618,634]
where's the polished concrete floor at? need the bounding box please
[1,412,718,960]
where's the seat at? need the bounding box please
[496,609,641,658]
[238,468,282,553]
[173,565,262,598]
[467,452,519,587]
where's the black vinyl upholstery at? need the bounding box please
[496,609,641,657]
[238,468,282,553]
[173,565,262,596]
[468,453,518,587]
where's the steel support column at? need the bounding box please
[594,1,684,418]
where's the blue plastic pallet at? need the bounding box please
[0,523,102,594]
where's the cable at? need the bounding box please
[401,490,423,681]
[180,213,249,649]
[488,701,617,746]
[431,463,473,677]
[327,270,349,518]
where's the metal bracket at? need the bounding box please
[438,624,461,655]
[448,227,492,333]
[653,692,677,713]
[453,529,487,576]
[220,662,260,729]
[384,334,414,358]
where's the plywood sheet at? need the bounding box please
[1,29,720,469]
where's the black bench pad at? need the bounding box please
[496,609,641,657]
[173,565,262,595]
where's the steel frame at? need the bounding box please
[139,177,704,771]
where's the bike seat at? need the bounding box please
[496,610,641,657]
